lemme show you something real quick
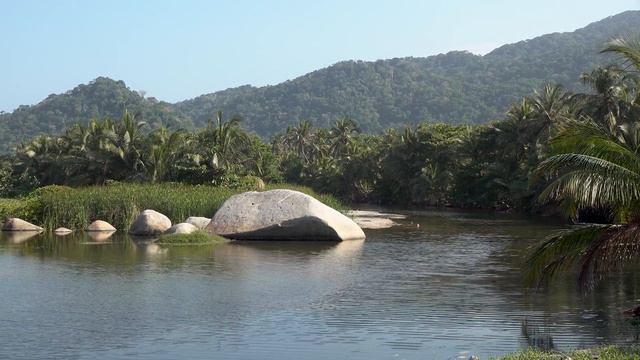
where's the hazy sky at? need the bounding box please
[1,0,639,112]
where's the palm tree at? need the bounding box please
[146,126,185,183]
[109,110,147,179]
[282,120,317,164]
[526,37,640,290]
[579,65,634,135]
[526,119,640,289]
[194,111,250,174]
[526,84,574,145]
[328,118,360,158]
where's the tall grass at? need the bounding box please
[1,183,343,230]
[0,198,27,223]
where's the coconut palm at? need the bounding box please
[526,85,574,144]
[108,110,147,179]
[579,65,635,135]
[282,120,317,164]
[146,126,185,183]
[526,37,640,290]
[603,37,640,71]
[328,118,360,158]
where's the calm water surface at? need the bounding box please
[1,209,639,359]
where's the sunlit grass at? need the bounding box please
[493,346,640,360]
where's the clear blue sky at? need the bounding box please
[1,0,639,112]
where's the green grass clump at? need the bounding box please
[493,346,640,360]
[157,230,227,244]
[0,198,27,221]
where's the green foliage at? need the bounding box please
[158,230,227,244]
[0,77,191,153]
[526,35,640,289]
[10,111,279,188]
[0,198,27,222]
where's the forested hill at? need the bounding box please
[1,10,639,152]
[0,78,191,152]
[174,10,639,135]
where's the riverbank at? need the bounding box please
[0,183,342,231]
[493,346,640,359]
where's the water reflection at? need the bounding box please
[0,211,638,360]
[85,230,116,242]
[1,231,42,244]
[521,319,555,351]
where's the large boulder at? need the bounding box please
[2,218,43,232]
[86,220,116,231]
[165,222,198,235]
[129,209,171,236]
[207,189,365,241]
[185,216,210,230]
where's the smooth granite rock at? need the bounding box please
[165,222,198,235]
[185,216,210,230]
[54,227,73,235]
[86,220,117,232]
[1,218,43,232]
[129,209,171,236]
[207,189,365,241]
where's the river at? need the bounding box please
[0,209,638,359]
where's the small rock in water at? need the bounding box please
[185,216,210,230]
[54,227,73,235]
[129,209,172,236]
[165,222,198,235]
[344,210,405,230]
[86,220,117,231]
[469,356,480,360]
[2,218,43,232]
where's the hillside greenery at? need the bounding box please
[0,11,638,152]
[141,10,640,134]
[0,77,190,152]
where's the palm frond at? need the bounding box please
[538,159,640,209]
[579,223,640,290]
[602,37,640,71]
[524,225,614,287]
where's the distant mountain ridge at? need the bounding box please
[1,10,639,152]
